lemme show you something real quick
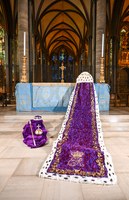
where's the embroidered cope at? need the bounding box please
[39,72,117,184]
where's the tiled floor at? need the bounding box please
[0,105,129,199]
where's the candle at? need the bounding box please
[23,32,26,56]
[101,33,104,57]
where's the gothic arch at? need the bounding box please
[34,0,91,82]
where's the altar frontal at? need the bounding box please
[15,82,110,112]
[39,72,117,184]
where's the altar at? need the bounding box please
[15,83,110,112]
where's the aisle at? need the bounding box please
[0,106,129,199]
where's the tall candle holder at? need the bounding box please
[99,57,105,83]
[21,56,27,83]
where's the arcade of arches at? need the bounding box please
[0,0,129,106]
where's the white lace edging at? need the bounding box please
[76,72,93,83]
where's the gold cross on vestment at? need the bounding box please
[59,62,66,83]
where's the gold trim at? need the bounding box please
[48,83,106,177]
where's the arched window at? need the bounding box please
[0,25,5,93]
[0,26,5,64]
[51,48,74,82]
[118,28,129,67]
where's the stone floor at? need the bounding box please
[0,105,129,200]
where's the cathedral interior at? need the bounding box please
[1,1,129,199]
[0,0,129,107]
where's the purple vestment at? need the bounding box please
[22,116,47,148]
[39,72,117,184]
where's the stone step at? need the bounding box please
[0,119,129,133]
[100,115,129,122]
[0,107,129,133]
[0,113,129,122]
[102,126,129,132]
[102,122,129,126]
[103,131,129,137]
[0,114,129,123]
[0,114,64,121]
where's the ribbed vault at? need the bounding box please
[35,0,90,57]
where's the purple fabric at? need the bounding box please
[47,83,108,178]
[22,119,47,148]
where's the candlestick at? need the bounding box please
[23,32,26,56]
[21,56,27,82]
[100,57,105,83]
[101,33,104,57]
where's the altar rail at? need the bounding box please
[15,83,110,112]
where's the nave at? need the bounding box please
[0,106,129,200]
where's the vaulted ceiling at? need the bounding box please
[34,0,91,57]
[107,0,129,34]
[0,0,129,55]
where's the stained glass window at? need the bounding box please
[0,26,5,63]
[119,28,129,67]
[0,25,5,92]
[51,49,74,82]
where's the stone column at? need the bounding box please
[96,0,106,82]
[112,36,118,93]
[4,32,9,93]
[91,0,96,81]
[42,52,46,82]
[32,35,35,82]
[18,0,29,82]
[74,59,79,81]
[87,35,92,74]
[28,0,35,82]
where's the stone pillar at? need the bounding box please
[87,35,92,74]
[74,59,79,80]
[112,36,118,93]
[5,32,9,93]
[41,51,46,82]
[32,35,35,82]
[28,0,35,82]
[96,0,106,82]
[91,0,96,81]
[18,0,29,82]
